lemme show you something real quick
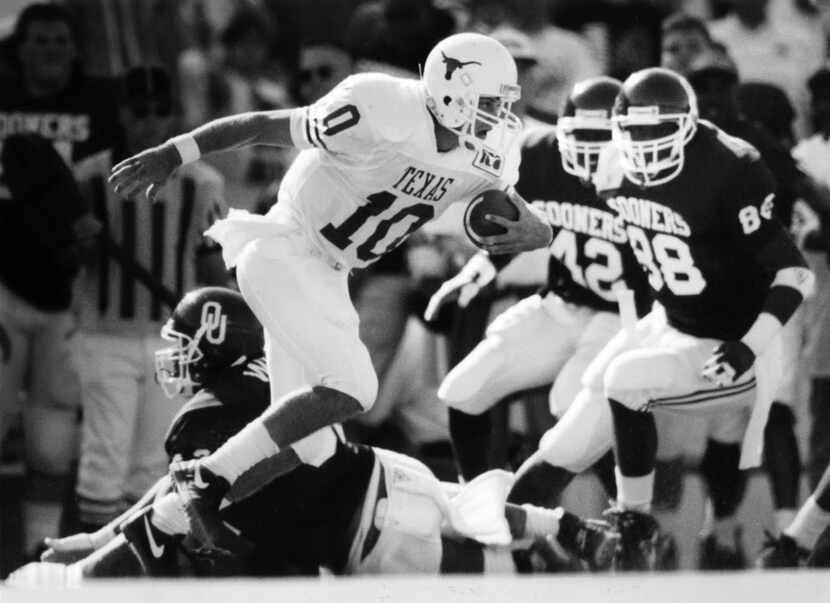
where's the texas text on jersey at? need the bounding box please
[597,120,801,340]
[517,127,651,316]
[276,72,521,270]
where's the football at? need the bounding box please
[463,189,519,247]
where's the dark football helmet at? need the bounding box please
[611,67,698,186]
[557,76,622,182]
[155,287,264,398]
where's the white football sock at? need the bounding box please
[151,493,189,536]
[785,496,830,550]
[202,419,280,483]
[616,467,654,513]
[775,508,797,534]
[520,504,562,539]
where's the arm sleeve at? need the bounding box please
[288,75,380,155]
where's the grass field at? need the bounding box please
[4,571,830,603]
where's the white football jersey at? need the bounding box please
[277,73,520,270]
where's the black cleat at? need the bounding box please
[570,519,620,571]
[170,459,230,553]
[756,532,810,569]
[656,533,679,571]
[604,508,661,572]
[698,528,747,570]
[121,507,181,576]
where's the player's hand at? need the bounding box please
[40,533,96,563]
[701,340,755,387]
[424,253,496,322]
[477,189,553,255]
[108,142,181,201]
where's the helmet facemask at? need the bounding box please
[154,320,205,399]
[557,110,613,183]
[612,107,696,187]
[428,85,522,157]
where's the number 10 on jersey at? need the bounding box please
[320,192,435,262]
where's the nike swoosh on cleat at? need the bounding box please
[144,516,165,559]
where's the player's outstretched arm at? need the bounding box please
[476,188,554,255]
[41,476,171,563]
[109,109,295,201]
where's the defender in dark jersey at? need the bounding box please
[18,287,617,582]
[427,78,652,509]
[588,67,813,570]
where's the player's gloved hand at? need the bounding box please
[701,340,756,387]
[108,141,181,201]
[424,253,496,322]
[477,189,553,255]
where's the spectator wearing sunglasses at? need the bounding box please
[71,65,230,534]
[296,42,353,105]
[0,2,120,561]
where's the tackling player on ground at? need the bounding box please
[9,288,618,583]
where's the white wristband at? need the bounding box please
[170,133,201,164]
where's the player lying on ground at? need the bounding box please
[107,32,555,555]
[7,287,618,584]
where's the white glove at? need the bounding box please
[424,253,497,322]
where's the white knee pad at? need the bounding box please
[537,388,612,473]
[438,338,505,414]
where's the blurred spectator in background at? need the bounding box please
[793,64,830,495]
[660,12,713,76]
[709,0,826,139]
[179,6,292,211]
[345,0,455,75]
[469,0,602,121]
[489,26,548,128]
[0,135,98,561]
[71,65,228,532]
[295,41,353,105]
[550,0,669,81]
[738,81,797,148]
[0,1,120,560]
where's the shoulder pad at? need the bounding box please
[342,73,422,143]
[700,120,761,161]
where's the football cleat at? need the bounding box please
[170,459,230,552]
[121,507,181,576]
[656,533,679,571]
[570,518,621,571]
[698,528,747,570]
[603,508,661,571]
[756,531,810,569]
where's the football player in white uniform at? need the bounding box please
[108,33,553,551]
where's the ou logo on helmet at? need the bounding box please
[200,301,227,344]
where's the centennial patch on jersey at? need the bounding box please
[472,147,504,177]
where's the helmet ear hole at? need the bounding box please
[443,95,452,106]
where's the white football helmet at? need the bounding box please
[422,33,522,156]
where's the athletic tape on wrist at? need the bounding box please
[170,134,201,164]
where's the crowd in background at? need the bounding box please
[2,0,830,577]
